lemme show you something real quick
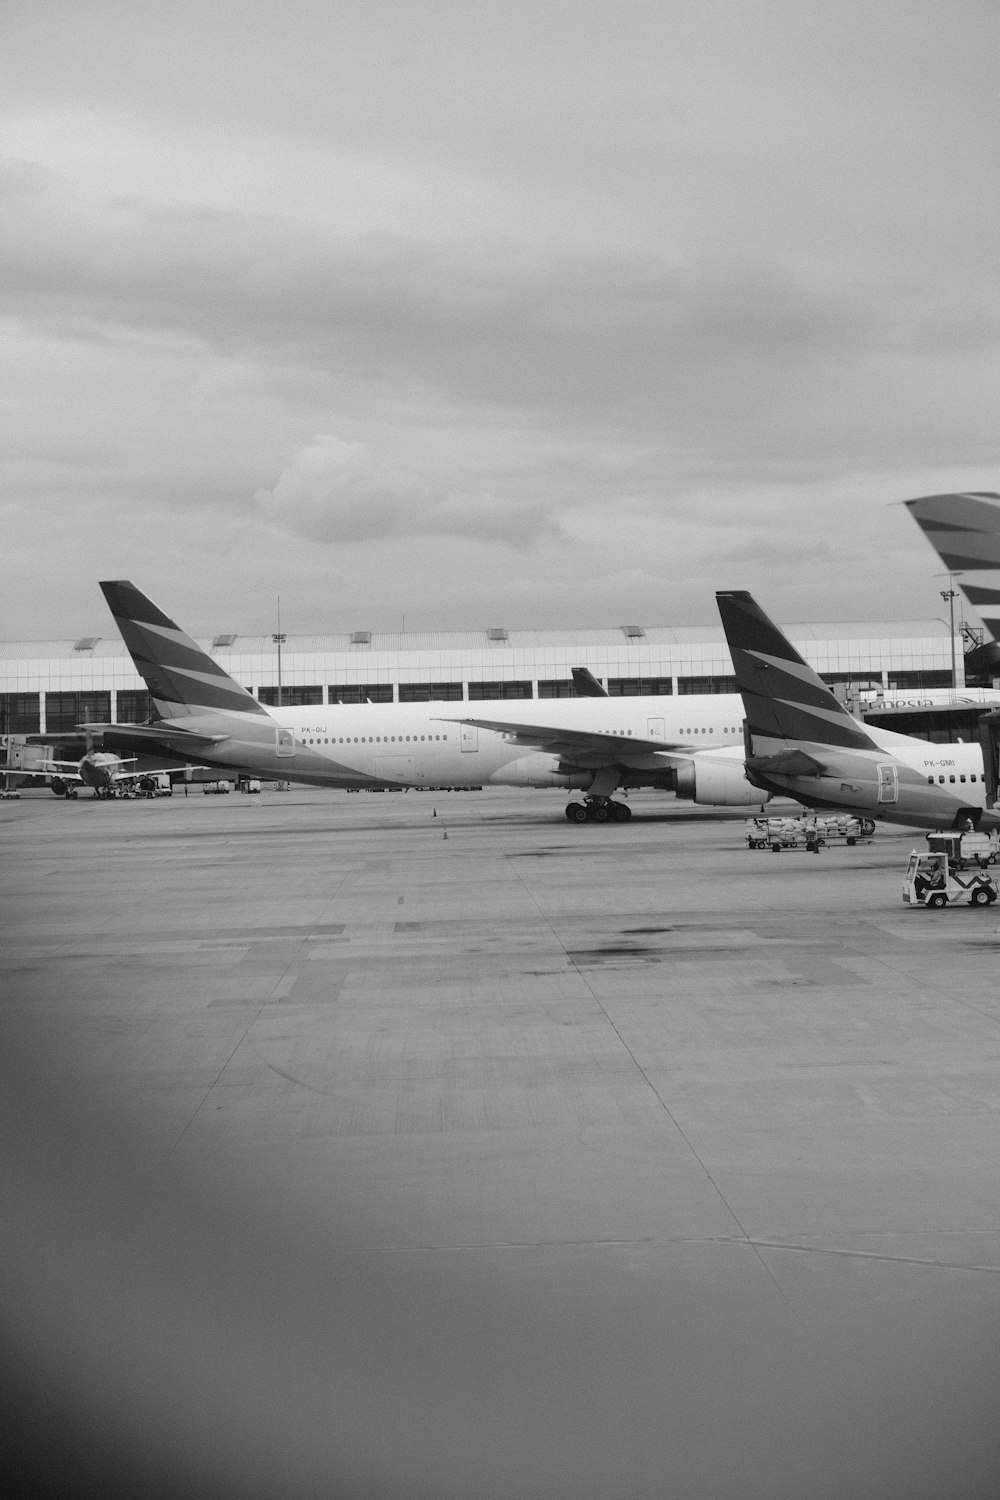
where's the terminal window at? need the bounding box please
[468,681,533,700]
[820,672,884,689]
[537,679,575,698]
[887,670,954,690]
[116,689,152,722]
[677,676,736,695]
[328,684,394,704]
[45,691,111,733]
[0,692,40,734]
[257,685,324,707]
[398,682,463,703]
[608,677,674,696]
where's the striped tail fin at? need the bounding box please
[903,492,1000,572]
[100,581,270,720]
[716,591,878,752]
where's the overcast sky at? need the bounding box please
[3,1,999,641]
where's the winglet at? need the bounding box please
[716,591,878,752]
[100,581,270,719]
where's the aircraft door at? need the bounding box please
[979,712,1000,807]
[460,723,479,753]
[876,763,898,803]
[276,728,295,758]
[647,717,665,741]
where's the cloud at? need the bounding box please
[255,433,562,548]
[2,164,998,489]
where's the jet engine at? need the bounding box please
[50,776,69,797]
[674,754,771,807]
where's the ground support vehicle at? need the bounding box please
[745,814,875,853]
[203,780,232,795]
[925,830,1000,870]
[136,772,173,797]
[903,851,999,908]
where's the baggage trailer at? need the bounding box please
[903,850,999,908]
[745,814,875,853]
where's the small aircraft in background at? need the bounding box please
[6,749,189,799]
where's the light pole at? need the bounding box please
[940,582,958,691]
[272,596,286,709]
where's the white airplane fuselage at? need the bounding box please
[127,693,749,793]
[78,752,130,790]
[748,726,998,832]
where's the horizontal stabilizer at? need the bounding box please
[747,749,826,777]
[81,721,232,747]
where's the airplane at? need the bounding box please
[7,748,190,799]
[904,491,1000,676]
[89,580,769,823]
[716,590,1000,833]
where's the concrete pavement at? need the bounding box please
[3,785,1000,1497]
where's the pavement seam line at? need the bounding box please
[500,851,794,1308]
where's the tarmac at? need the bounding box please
[3,784,1000,1498]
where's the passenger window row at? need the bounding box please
[303,734,450,745]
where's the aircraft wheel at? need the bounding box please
[860,819,876,836]
[926,892,947,908]
[566,803,588,823]
[971,885,992,906]
[590,801,610,823]
[614,802,632,821]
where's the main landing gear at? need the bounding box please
[565,797,632,823]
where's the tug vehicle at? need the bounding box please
[902,850,999,909]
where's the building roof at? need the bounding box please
[0,618,953,664]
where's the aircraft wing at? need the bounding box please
[110,765,210,782]
[6,767,83,783]
[436,714,692,761]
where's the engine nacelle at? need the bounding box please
[674,753,771,807]
[50,776,69,797]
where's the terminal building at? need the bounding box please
[0,615,973,738]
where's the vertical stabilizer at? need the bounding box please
[903,492,1000,572]
[716,591,878,751]
[100,581,270,720]
[904,492,1000,647]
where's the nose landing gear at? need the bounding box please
[565,797,632,823]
